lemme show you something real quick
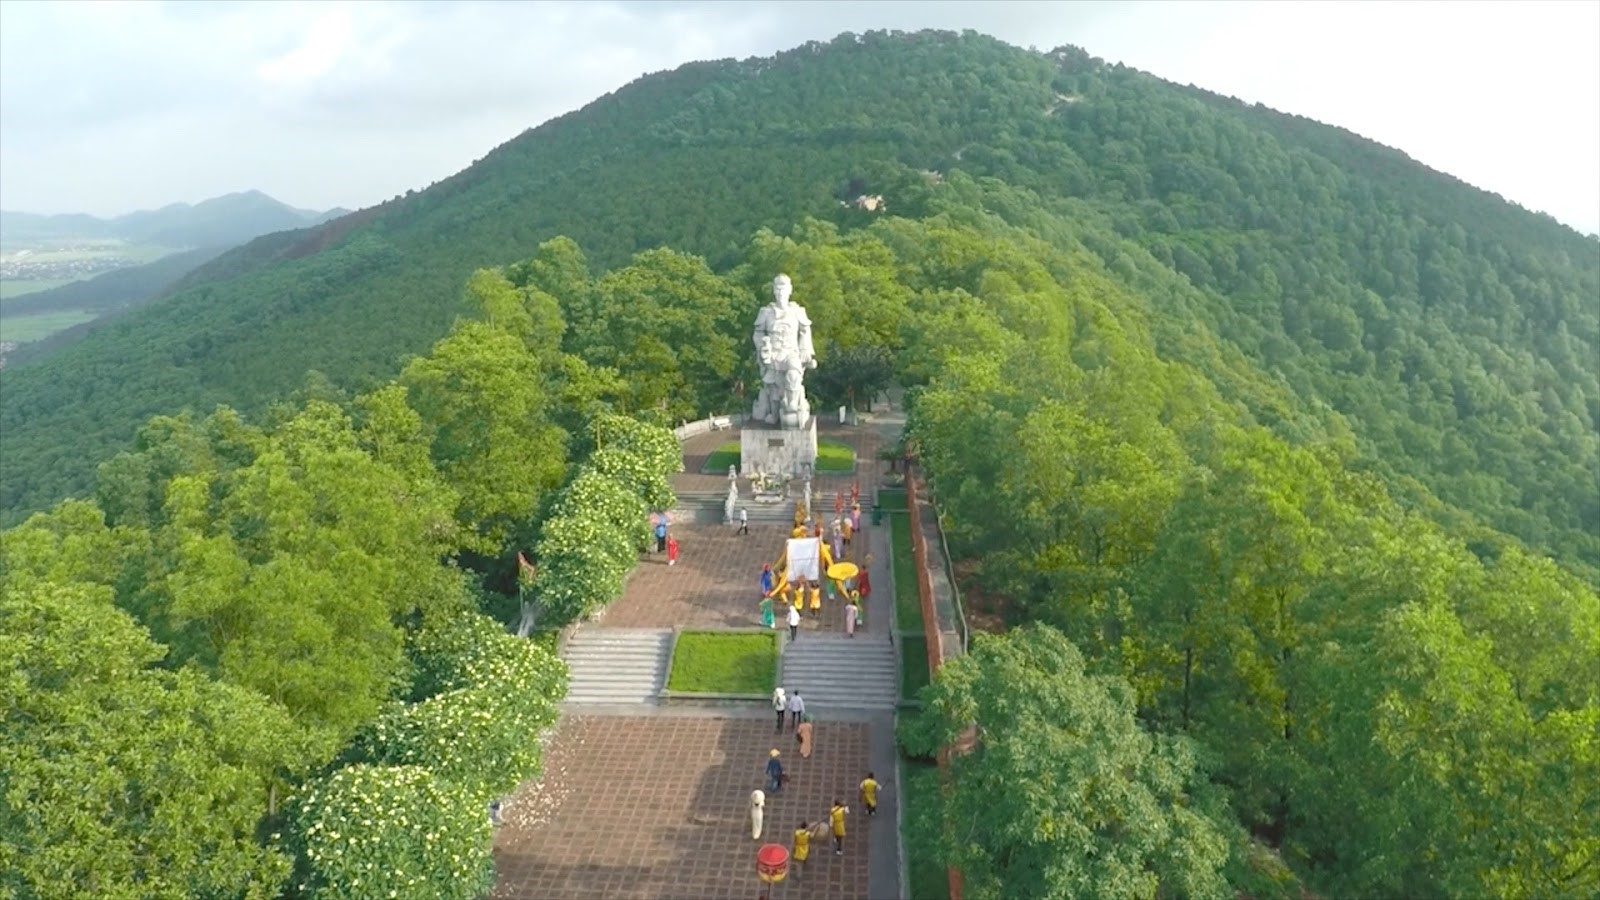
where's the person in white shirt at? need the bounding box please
[771,687,787,733]
[787,691,806,730]
[787,604,801,640]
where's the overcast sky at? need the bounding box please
[1,0,1596,235]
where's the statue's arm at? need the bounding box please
[797,309,817,366]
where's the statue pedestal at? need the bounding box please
[740,417,818,479]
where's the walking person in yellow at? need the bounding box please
[792,820,823,878]
[859,772,880,818]
[829,798,850,855]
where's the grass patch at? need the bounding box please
[877,488,908,511]
[0,310,98,343]
[667,631,776,694]
[815,441,855,473]
[701,439,856,474]
[888,512,923,632]
[901,759,951,900]
[900,634,930,701]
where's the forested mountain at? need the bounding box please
[1,28,1595,578]
[3,29,1596,897]
[1,190,344,249]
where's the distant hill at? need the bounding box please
[1,191,345,249]
[0,30,1594,580]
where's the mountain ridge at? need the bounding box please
[0,29,1593,578]
[0,190,346,248]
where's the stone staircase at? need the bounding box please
[778,634,898,711]
[671,489,798,525]
[561,628,672,705]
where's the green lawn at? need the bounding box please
[889,512,923,632]
[0,310,98,343]
[900,634,930,701]
[877,487,908,511]
[667,631,777,694]
[901,759,951,900]
[702,439,856,475]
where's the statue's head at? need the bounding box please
[772,274,793,308]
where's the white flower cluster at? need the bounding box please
[295,614,566,898]
[531,417,679,626]
[290,763,493,900]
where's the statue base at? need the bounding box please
[740,417,818,479]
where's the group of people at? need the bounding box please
[758,560,872,638]
[652,515,681,566]
[750,687,881,872]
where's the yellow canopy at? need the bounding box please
[827,562,859,582]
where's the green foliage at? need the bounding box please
[666,631,776,694]
[899,633,930,700]
[887,511,922,632]
[0,578,301,900]
[899,760,952,900]
[7,30,1592,585]
[288,764,493,900]
[902,624,1232,900]
[529,414,681,629]
[361,612,567,806]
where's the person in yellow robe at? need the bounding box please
[793,821,818,878]
[859,772,880,817]
[808,581,821,618]
[829,799,850,855]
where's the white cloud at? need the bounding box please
[256,7,356,85]
[0,0,1594,234]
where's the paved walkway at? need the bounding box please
[493,715,875,900]
[494,404,908,900]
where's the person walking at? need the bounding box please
[796,716,814,758]
[859,772,880,818]
[850,503,862,534]
[808,581,822,619]
[845,596,859,638]
[760,595,775,629]
[857,555,873,603]
[787,690,805,729]
[654,518,668,554]
[829,799,850,855]
[666,534,680,567]
[750,789,766,839]
[771,687,787,733]
[792,821,815,877]
[787,604,800,641]
[738,507,749,535]
[766,750,785,793]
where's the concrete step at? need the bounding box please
[779,637,899,710]
[563,628,671,705]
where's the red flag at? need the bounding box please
[517,552,537,583]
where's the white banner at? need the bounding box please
[786,538,821,583]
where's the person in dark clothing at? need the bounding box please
[766,750,785,792]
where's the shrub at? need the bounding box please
[289,764,493,900]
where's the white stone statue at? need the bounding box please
[752,274,817,428]
[725,481,738,524]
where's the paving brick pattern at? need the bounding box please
[493,716,874,900]
[608,523,876,633]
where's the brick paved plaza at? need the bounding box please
[493,715,875,900]
[604,523,870,633]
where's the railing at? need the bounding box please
[931,504,969,655]
[903,460,966,900]
[672,413,746,441]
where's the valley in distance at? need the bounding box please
[0,190,345,363]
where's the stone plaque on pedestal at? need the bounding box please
[740,416,818,479]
